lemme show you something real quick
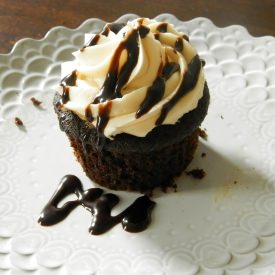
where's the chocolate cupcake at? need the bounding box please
[54,18,210,191]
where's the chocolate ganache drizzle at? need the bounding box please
[57,18,205,139]
[80,24,111,51]
[60,70,77,104]
[156,54,201,125]
[136,62,180,118]
[38,175,155,234]
[92,29,140,103]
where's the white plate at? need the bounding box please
[1,14,275,274]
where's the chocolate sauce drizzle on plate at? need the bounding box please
[38,175,155,235]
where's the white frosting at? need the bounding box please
[57,18,205,139]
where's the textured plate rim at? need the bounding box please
[1,13,274,59]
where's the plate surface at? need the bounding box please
[1,14,275,274]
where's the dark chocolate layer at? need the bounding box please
[67,128,200,191]
[54,83,210,153]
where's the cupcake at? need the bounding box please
[54,18,210,191]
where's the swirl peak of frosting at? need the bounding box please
[57,18,205,139]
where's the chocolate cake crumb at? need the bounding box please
[143,189,153,197]
[172,183,178,192]
[161,178,175,193]
[31,97,42,106]
[201,152,206,158]
[161,185,168,193]
[198,128,208,140]
[15,117,23,126]
[186,169,206,179]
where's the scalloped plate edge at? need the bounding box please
[1,13,274,59]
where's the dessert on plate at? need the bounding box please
[54,17,210,191]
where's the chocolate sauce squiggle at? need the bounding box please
[60,70,77,104]
[136,62,180,118]
[81,25,111,51]
[138,25,150,38]
[200,59,206,67]
[175,37,183,52]
[61,70,77,86]
[108,22,126,34]
[85,105,94,122]
[91,29,140,141]
[154,33,160,40]
[38,175,155,235]
[182,34,189,42]
[84,34,100,48]
[80,23,125,52]
[96,101,112,148]
[93,29,140,103]
[156,22,168,33]
[156,54,202,125]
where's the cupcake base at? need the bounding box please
[68,128,199,191]
[54,83,210,192]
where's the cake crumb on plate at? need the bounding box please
[15,117,24,126]
[186,169,206,179]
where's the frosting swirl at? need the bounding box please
[57,18,205,139]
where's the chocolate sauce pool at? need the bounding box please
[38,175,155,235]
